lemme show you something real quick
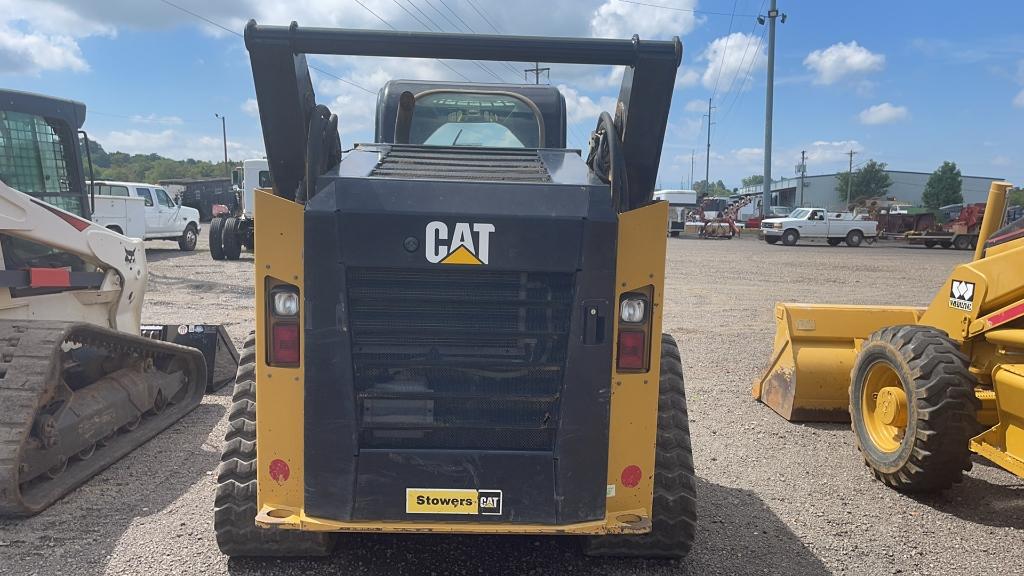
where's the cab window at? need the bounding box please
[258,170,272,188]
[91,183,129,197]
[155,188,174,208]
[0,110,82,215]
[135,187,154,207]
[410,92,541,148]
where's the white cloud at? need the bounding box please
[992,155,1011,167]
[803,140,863,164]
[700,32,766,93]
[0,24,89,74]
[101,128,263,162]
[858,102,908,125]
[676,68,700,88]
[732,147,763,163]
[129,113,184,126]
[590,0,700,40]
[803,41,885,85]
[241,98,260,117]
[558,84,616,125]
[1015,89,1024,108]
[684,99,707,113]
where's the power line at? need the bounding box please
[717,25,766,126]
[409,0,517,82]
[438,0,474,31]
[719,0,766,99]
[352,0,472,82]
[710,0,739,101]
[156,0,374,94]
[617,0,759,18]
[465,0,502,33]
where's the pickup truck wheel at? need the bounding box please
[222,217,242,260]
[764,236,780,245]
[846,229,864,247]
[827,238,843,247]
[781,229,799,246]
[178,223,198,251]
[209,217,226,260]
[106,225,124,235]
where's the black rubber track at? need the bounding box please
[209,217,226,260]
[0,320,206,516]
[221,217,242,261]
[214,332,334,557]
[584,333,697,559]
[850,325,980,493]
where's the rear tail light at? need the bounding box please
[617,330,646,371]
[267,282,300,367]
[271,323,300,365]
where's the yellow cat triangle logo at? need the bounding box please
[441,245,483,265]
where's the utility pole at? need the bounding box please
[689,149,695,189]
[760,1,786,217]
[704,98,714,196]
[846,149,857,206]
[798,150,806,207]
[214,113,228,175]
[524,62,550,84]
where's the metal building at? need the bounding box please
[736,170,1003,211]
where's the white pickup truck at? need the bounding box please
[90,181,201,251]
[760,208,878,247]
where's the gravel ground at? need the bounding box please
[1,233,1021,576]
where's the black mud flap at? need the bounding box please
[141,324,240,392]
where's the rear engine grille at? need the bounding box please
[347,268,573,450]
[369,146,552,183]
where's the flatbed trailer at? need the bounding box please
[905,231,978,250]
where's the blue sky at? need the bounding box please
[3,0,1022,190]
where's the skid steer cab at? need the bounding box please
[214,23,697,559]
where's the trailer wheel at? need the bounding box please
[924,240,937,248]
[781,229,799,246]
[940,241,952,249]
[845,229,864,247]
[849,326,980,493]
[178,223,198,251]
[953,235,971,250]
[209,217,226,260]
[584,334,697,559]
[215,332,335,557]
[222,217,242,260]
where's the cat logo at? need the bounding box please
[425,221,494,265]
[949,279,975,312]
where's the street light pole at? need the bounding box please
[214,113,228,176]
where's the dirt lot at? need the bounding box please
[1,234,1021,575]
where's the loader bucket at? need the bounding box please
[753,304,925,422]
[142,324,240,392]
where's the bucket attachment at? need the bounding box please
[142,324,240,392]
[753,304,924,422]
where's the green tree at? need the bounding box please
[921,161,963,211]
[741,174,764,188]
[835,159,892,204]
[1009,187,1024,208]
[694,179,730,197]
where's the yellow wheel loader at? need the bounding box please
[755,181,1024,490]
[214,23,697,558]
[0,89,237,516]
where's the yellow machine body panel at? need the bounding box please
[252,192,669,535]
[754,181,1024,480]
[754,304,924,421]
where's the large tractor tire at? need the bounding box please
[215,332,335,557]
[209,217,226,260]
[584,334,697,559]
[849,326,980,493]
[222,217,242,261]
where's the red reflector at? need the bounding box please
[617,330,645,370]
[271,323,300,365]
[28,268,71,288]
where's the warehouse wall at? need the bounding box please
[795,171,1002,210]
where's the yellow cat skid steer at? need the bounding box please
[755,181,1024,490]
[214,23,697,558]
